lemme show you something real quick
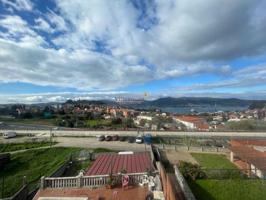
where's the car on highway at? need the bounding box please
[135,136,143,144]
[112,135,119,141]
[105,135,112,141]
[97,135,105,141]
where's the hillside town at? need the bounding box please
[1,100,266,132]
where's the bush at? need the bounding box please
[178,161,206,180]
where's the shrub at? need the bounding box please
[178,161,206,180]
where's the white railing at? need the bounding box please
[40,172,148,189]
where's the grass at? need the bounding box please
[0,117,56,126]
[188,153,266,200]
[0,142,56,153]
[93,148,116,153]
[86,119,111,127]
[188,179,266,200]
[0,147,80,198]
[191,153,237,169]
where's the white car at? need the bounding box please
[135,136,143,144]
[3,131,17,139]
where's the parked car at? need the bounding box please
[135,136,143,144]
[97,135,105,141]
[105,135,112,141]
[127,137,135,143]
[3,131,17,139]
[119,136,127,142]
[112,135,119,141]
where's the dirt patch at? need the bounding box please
[164,150,198,165]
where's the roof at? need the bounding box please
[230,139,266,170]
[175,115,209,130]
[85,152,154,175]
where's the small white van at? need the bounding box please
[3,131,17,139]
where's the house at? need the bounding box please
[174,115,209,131]
[229,139,266,179]
[33,151,162,200]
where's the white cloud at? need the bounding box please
[0,0,266,94]
[34,18,54,33]
[1,0,33,11]
[175,64,266,91]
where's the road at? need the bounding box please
[0,136,148,152]
[1,129,266,138]
[55,137,148,151]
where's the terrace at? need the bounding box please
[33,151,162,200]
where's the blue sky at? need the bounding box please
[0,0,266,103]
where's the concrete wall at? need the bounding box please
[174,165,196,200]
[1,129,266,138]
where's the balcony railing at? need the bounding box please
[40,172,148,189]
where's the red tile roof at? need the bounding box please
[230,139,266,170]
[85,152,154,175]
[175,115,209,130]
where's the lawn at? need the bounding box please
[188,153,266,200]
[191,153,237,169]
[189,179,266,200]
[0,147,80,198]
[0,142,56,153]
[0,117,56,126]
[86,119,111,128]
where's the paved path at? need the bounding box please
[54,137,147,152]
[1,137,148,153]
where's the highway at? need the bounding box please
[1,129,266,138]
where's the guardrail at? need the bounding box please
[40,172,147,189]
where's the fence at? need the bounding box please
[174,165,196,200]
[41,172,147,189]
[156,144,229,153]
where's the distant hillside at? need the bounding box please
[248,101,266,109]
[140,97,253,107]
[64,99,106,105]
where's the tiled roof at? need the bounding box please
[85,152,154,175]
[175,115,209,130]
[230,139,266,170]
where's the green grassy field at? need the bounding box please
[0,147,80,198]
[191,153,237,169]
[0,117,56,126]
[0,142,56,153]
[189,179,266,200]
[86,119,111,128]
[189,153,266,200]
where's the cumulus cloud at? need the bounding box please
[175,64,266,91]
[0,0,266,95]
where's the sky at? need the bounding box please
[0,0,266,103]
